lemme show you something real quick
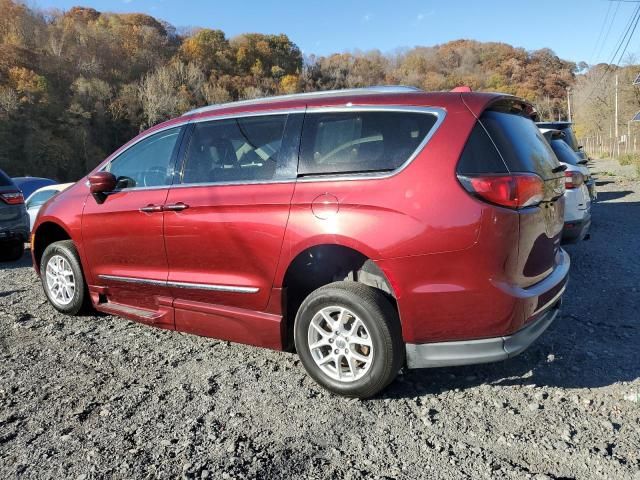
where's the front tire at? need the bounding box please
[40,240,89,315]
[294,282,404,398]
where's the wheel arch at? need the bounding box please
[32,220,73,273]
[280,243,398,350]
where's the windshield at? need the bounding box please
[480,111,561,180]
[559,127,579,151]
[27,189,57,208]
[550,139,579,165]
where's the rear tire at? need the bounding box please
[0,240,23,262]
[294,281,404,398]
[40,240,90,315]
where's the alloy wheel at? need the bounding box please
[45,254,76,306]
[307,306,374,382]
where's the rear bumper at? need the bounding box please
[406,300,561,368]
[562,213,591,243]
[0,217,29,243]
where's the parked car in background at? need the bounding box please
[537,122,596,201]
[31,87,569,398]
[25,183,74,231]
[536,121,583,154]
[0,169,29,262]
[12,177,57,199]
[541,129,592,243]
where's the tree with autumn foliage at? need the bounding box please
[0,1,582,181]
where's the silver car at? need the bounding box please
[0,169,30,262]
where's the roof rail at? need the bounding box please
[183,85,423,116]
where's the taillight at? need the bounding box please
[457,173,545,209]
[0,191,24,205]
[564,171,584,189]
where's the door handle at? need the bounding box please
[139,204,163,213]
[164,202,189,212]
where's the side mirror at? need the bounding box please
[88,171,116,204]
[578,145,583,150]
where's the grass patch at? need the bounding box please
[616,153,640,177]
[618,153,638,166]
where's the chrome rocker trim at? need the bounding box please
[97,275,259,294]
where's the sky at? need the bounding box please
[28,0,640,65]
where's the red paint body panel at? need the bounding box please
[32,90,569,353]
[82,188,172,311]
[163,182,294,312]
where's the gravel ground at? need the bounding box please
[1,157,639,480]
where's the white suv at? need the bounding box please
[541,129,592,242]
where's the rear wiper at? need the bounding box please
[577,160,588,165]
[552,165,568,173]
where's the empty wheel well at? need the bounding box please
[33,222,71,270]
[281,244,397,350]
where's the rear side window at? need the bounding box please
[550,139,578,166]
[298,111,437,176]
[0,169,14,187]
[478,111,560,179]
[456,123,508,174]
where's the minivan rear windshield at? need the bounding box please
[479,111,561,180]
[0,169,14,187]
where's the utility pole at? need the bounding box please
[615,74,619,158]
[567,87,572,122]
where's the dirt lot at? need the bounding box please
[1,157,639,480]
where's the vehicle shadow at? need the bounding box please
[0,249,33,270]
[382,196,640,399]
[595,180,615,187]
[595,190,634,202]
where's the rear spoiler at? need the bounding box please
[539,128,565,142]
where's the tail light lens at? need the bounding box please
[564,171,584,189]
[458,173,545,209]
[0,191,24,205]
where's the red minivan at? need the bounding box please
[32,87,569,398]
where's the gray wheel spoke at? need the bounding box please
[350,350,370,363]
[318,354,335,366]
[349,335,372,348]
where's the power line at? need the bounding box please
[592,1,618,64]
[585,3,640,103]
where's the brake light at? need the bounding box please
[564,171,584,189]
[457,173,545,209]
[0,191,24,205]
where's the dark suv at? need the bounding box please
[0,169,29,262]
[32,87,569,398]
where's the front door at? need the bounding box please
[163,113,303,343]
[82,126,184,323]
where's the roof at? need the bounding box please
[183,86,423,116]
[26,183,74,199]
[536,121,573,127]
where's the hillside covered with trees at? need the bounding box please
[0,0,580,180]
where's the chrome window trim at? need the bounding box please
[98,105,446,191]
[170,179,296,190]
[98,274,259,294]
